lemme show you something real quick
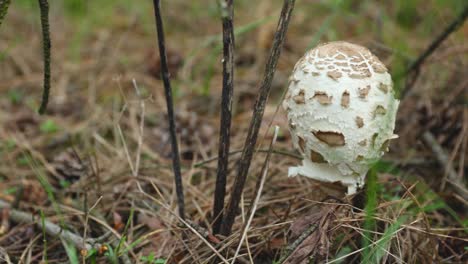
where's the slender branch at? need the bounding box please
[37,0,51,114]
[212,0,235,235]
[220,0,296,236]
[152,0,185,219]
[401,4,468,98]
[0,0,11,27]
[0,199,100,251]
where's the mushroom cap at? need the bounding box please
[283,41,399,192]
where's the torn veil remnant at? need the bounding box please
[283,41,399,194]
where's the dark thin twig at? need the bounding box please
[212,0,235,235]
[401,4,468,98]
[220,0,296,236]
[37,0,51,114]
[152,0,185,219]
[0,0,11,27]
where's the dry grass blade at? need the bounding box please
[152,0,185,219]
[213,0,235,235]
[221,0,296,236]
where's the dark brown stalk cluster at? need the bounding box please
[221,0,296,236]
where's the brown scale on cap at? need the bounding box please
[313,92,333,105]
[335,62,348,67]
[313,131,346,147]
[358,85,371,99]
[378,83,389,94]
[341,91,350,108]
[327,70,342,81]
[293,90,305,104]
[355,116,364,128]
[358,139,367,146]
[373,105,387,118]
[349,71,371,79]
[310,149,326,163]
[298,136,306,153]
[371,133,378,147]
[335,54,346,60]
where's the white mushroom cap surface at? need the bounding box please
[283,41,399,194]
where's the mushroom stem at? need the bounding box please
[288,159,364,194]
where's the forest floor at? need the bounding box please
[0,1,467,263]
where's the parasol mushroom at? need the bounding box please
[283,41,399,194]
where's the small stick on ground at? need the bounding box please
[213,0,235,235]
[152,0,185,219]
[401,4,468,98]
[278,223,319,264]
[221,0,296,236]
[37,0,51,114]
[422,131,468,201]
[0,199,100,251]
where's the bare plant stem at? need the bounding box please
[212,0,235,235]
[401,4,468,98]
[220,0,296,236]
[152,0,185,219]
[38,0,51,114]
